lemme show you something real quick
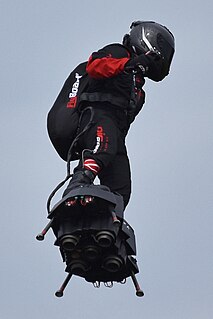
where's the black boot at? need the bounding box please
[63,169,95,197]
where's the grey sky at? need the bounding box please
[0,0,212,318]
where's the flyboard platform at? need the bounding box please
[36,184,144,297]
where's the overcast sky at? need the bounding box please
[0,0,212,318]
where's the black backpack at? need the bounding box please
[47,62,88,161]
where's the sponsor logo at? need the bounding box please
[96,126,104,142]
[93,126,104,153]
[67,73,82,108]
[93,137,101,154]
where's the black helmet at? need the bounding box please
[123,21,175,76]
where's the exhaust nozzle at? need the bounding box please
[60,234,79,251]
[69,259,89,276]
[96,231,115,248]
[102,255,123,272]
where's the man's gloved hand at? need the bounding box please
[125,51,166,82]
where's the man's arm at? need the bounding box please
[86,44,130,78]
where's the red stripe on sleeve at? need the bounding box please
[86,56,130,79]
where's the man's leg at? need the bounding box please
[98,151,131,208]
[63,107,118,195]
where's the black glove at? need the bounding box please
[125,51,165,82]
